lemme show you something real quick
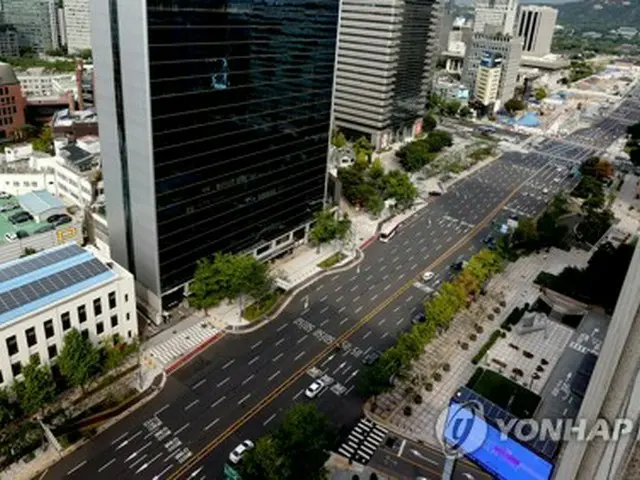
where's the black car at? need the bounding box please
[482,235,494,245]
[410,312,426,325]
[46,214,64,223]
[9,211,33,224]
[362,351,382,365]
[54,215,72,226]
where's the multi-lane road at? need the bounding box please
[45,88,640,480]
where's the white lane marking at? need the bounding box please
[155,405,169,417]
[411,263,418,270]
[277,323,288,332]
[382,332,389,339]
[268,370,281,381]
[192,379,207,389]
[382,274,389,280]
[384,284,391,291]
[111,431,129,445]
[371,294,378,301]
[294,350,306,361]
[125,441,152,462]
[321,295,328,302]
[338,306,346,313]
[264,413,277,426]
[336,295,344,302]
[174,422,190,436]
[184,400,199,411]
[396,318,404,326]
[248,355,260,365]
[297,334,308,344]
[205,418,220,431]
[340,317,349,326]
[353,296,360,303]
[275,338,285,347]
[273,353,284,362]
[238,393,251,404]
[210,396,226,408]
[116,431,142,449]
[320,319,329,327]
[320,306,329,314]
[366,275,373,281]
[67,461,87,475]
[378,318,387,326]
[98,459,116,473]
[363,331,372,339]
[251,340,263,350]
[241,374,255,386]
[393,306,401,313]
[217,377,230,387]
[335,285,342,292]
[222,359,235,369]
[368,285,375,291]
[293,389,304,400]
[355,306,363,314]
[154,465,173,478]
[350,285,358,292]
[406,295,414,303]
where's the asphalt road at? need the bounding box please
[45,92,640,480]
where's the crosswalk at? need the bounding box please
[146,322,221,367]
[337,418,387,465]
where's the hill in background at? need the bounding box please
[555,0,640,33]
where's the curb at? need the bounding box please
[221,249,366,335]
[165,331,225,375]
[359,235,378,249]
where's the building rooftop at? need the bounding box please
[0,63,18,86]
[52,108,98,127]
[0,244,114,326]
[18,190,65,215]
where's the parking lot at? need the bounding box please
[0,196,54,244]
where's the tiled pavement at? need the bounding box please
[145,321,221,368]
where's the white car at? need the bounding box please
[228,439,254,464]
[422,271,435,282]
[305,379,324,399]
[4,232,16,242]
[542,188,549,194]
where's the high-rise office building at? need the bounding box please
[92,0,339,318]
[462,32,521,105]
[4,0,59,52]
[473,52,502,108]
[333,0,443,150]
[64,0,91,53]
[473,0,518,36]
[517,5,557,57]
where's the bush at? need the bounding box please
[541,358,549,365]
[403,406,412,416]
[488,313,495,321]
[472,330,503,365]
[469,333,477,341]
[474,323,484,333]
[523,350,534,359]
[493,306,501,314]
[536,365,544,372]
[499,300,506,307]
[501,307,525,329]
[425,383,433,392]
[460,342,469,350]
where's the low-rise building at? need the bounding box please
[0,243,137,386]
[18,189,66,222]
[51,107,98,138]
[16,67,76,99]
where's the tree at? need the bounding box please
[534,87,548,101]
[573,175,603,199]
[442,99,461,117]
[382,169,417,210]
[504,98,526,115]
[0,388,18,427]
[240,436,286,480]
[31,126,53,154]
[14,355,56,415]
[458,106,472,118]
[423,113,437,132]
[57,329,102,392]
[78,48,92,60]
[354,136,374,158]
[310,209,352,246]
[364,193,385,216]
[331,129,346,148]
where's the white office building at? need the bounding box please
[63,0,91,53]
[16,68,76,100]
[516,5,557,58]
[473,0,518,36]
[0,243,137,386]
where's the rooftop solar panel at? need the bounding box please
[0,258,110,317]
[0,244,85,284]
[455,386,559,460]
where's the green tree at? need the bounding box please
[364,193,385,216]
[368,158,386,189]
[442,99,461,117]
[331,129,347,148]
[240,436,286,480]
[534,87,548,101]
[354,136,374,158]
[423,113,437,132]
[512,217,538,250]
[382,169,418,210]
[310,209,352,245]
[58,329,102,392]
[573,175,603,199]
[14,355,56,415]
[458,106,472,118]
[31,127,53,154]
[504,98,526,115]
[0,388,18,427]
[78,48,92,60]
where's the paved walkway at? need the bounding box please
[145,320,222,369]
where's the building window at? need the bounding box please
[96,322,104,335]
[110,315,118,328]
[62,314,71,331]
[126,312,130,321]
[81,330,89,340]
[125,293,129,302]
[0,369,4,384]
[93,298,102,316]
[6,335,18,356]
[128,330,132,339]
[48,344,57,360]
[77,305,87,323]
[108,291,117,309]
[44,319,54,339]
[25,327,37,347]
[11,362,21,377]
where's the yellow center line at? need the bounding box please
[169,171,539,479]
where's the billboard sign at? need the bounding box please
[442,400,554,480]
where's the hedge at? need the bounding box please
[500,307,525,329]
[472,329,505,365]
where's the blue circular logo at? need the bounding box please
[435,400,488,459]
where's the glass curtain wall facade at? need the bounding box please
[97,0,339,310]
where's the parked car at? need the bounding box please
[33,224,55,234]
[482,235,494,245]
[228,440,254,464]
[54,214,72,226]
[4,232,16,242]
[411,311,425,325]
[46,214,64,223]
[362,351,382,365]
[9,212,33,224]
[305,379,325,399]
[0,204,18,213]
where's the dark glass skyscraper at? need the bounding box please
[92,0,339,317]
